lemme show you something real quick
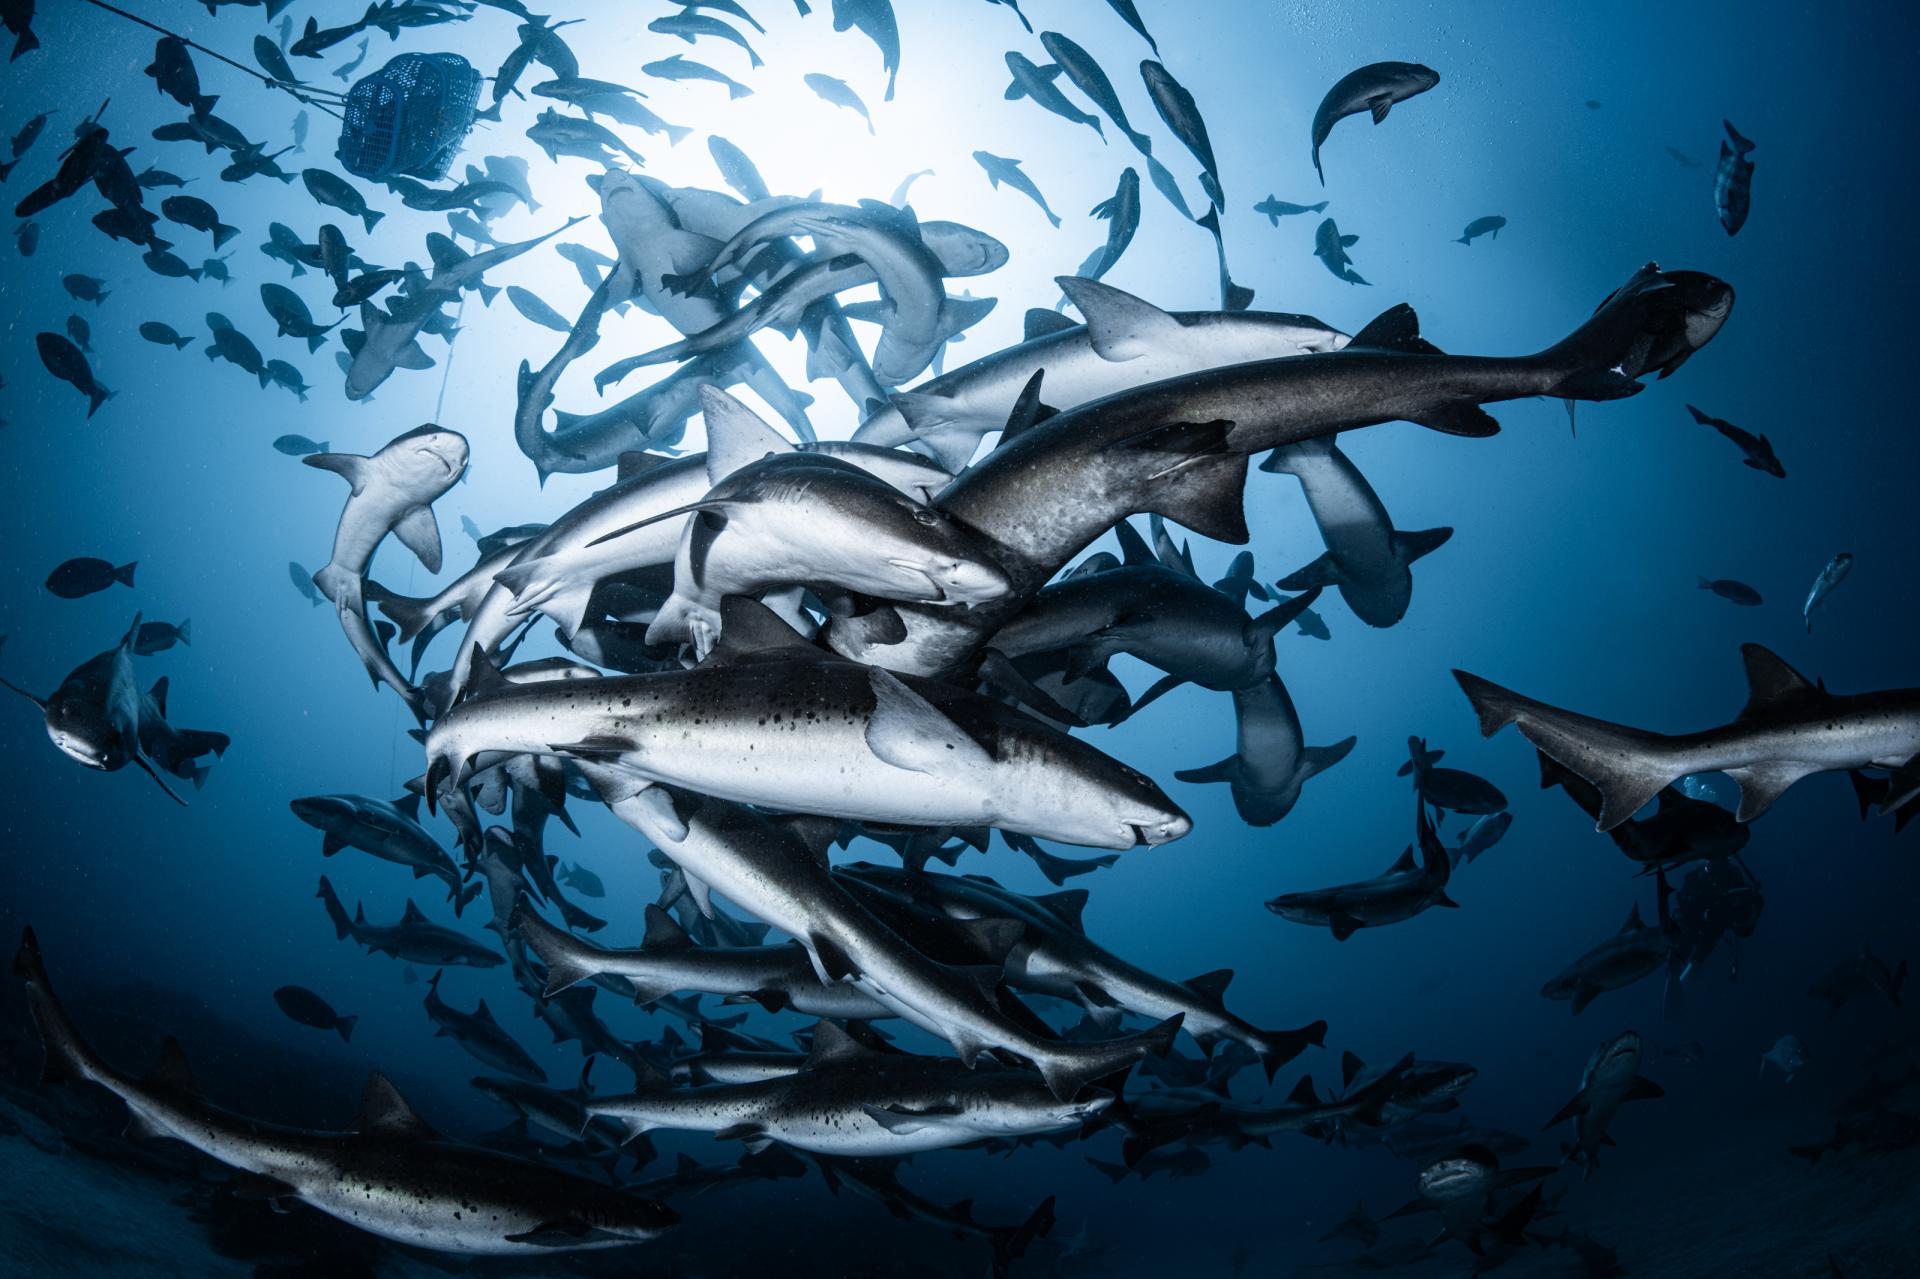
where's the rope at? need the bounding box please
[79,0,348,119]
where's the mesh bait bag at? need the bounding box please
[337,53,483,182]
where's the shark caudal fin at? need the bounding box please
[13,928,107,1090]
[1453,670,1675,832]
[1247,1018,1329,1082]
[1034,1014,1182,1102]
[510,899,603,998]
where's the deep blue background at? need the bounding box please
[2,1,1917,1274]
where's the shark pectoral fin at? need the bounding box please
[394,339,435,371]
[228,1171,299,1203]
[1391,526,1454,566]
[808,931,859,983]
[392,505,444,574]
[1328,913,1361,942]
[862,1103,941,1135]
[1276,552,1343,592]
[504,1219,608,1247]
[1411,403,1501,437]
[864,668,993,773]
[682,870,716,919]
[302,451,371,494]
[1543,1092,1588,1129]
[1367,96,1394,124]
[1723,761,1821,822]
[548,735,636,760]
[1301,737,1358,779]
[320,831,347,856]
[1625,1076,1666,1101]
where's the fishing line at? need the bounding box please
[78,0,348,118]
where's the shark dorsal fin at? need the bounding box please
[392,792,421,820]
[1184,968,1233,1002]
[805,1019,874,1069]
[1023,307,1079,342]
[148,676,170,717]
[616,451,675,481]
[1621,903,1645,933]
[1349,303,1442,355]
[400,899,427,925]
[1034,888,1090,932]
[357,1072,434,1138]
[1388,844,1417,873]
[147,1037,196,1093]
[1737,644,1821,720]
[1112,519,1154,567]
[701,386,793,484]
[1287,1074,1319,1106]
[642,903,695,950]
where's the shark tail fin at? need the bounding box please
[1251,1019,1329,1082]
[1454,669,1673,831]
[1034,1014,1182,1103]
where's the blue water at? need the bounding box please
[3,1,1918,1275]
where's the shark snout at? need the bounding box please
[887,556,1010,605]
[1129,809,1193,846]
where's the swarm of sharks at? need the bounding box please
[7,0,1836,1271]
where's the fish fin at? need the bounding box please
[640,903,695,950]
[1735,644,1822,720]
[1625,1075,1665,1101]
[702,386,793,482]
[1056,276,1182,362]
[357,1072,435,1138]
[1391,527,1453,566]
[1411,403,1501,437]
[864,668,993,773]
[1723,761,1821,822]
[392,506,443,574]
[1023,307,1079,341]
[302,451,371,493]
[1245,588,1322,643]
[1367,96,1394,124]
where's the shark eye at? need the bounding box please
[912,509,939,527]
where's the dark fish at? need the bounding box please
[648,12,764,69]
[642,53,752,99]
[65,314,91,353]
[254,33,301,86]
[3,5,38,62]
[831,0,898,99]
[331,36,370,82]
[205,320,270,387]
[10,110,49,159]
[974,150,1060,227]
[1398,737,1507,815]
[91,206,168,248]
[1074,167,1140,283]
[62,273,109,303]
[1312,216,1368,284]
[805,72,875,134]
[14,218,37,255]
[222,144,299,186]
[137,166,190,188]
[290,560,325,607]
[708,135,769,201]
[200,253,233,285]
[261,282,342,352]
[265,359,311,402]
[274,434,329,456]
[133,619,191,655]
[1686,404,1784,477]
[139,321,194,350]
[45,557,137,599]
[1004,52,1103,141]
[161,194,239,247]
[1253,195,1327,224]
[1803,552,1853,633]
[1310,61,1441,184]
[507,284,572,333]
[35,333,111,414]
[1665,145,1702,168]
[141,248,203,281]
[1455,215,1505,245]
[1140,60,1222,206]
[1040,31,1148,152]
[302,168,384,234]
[1715,119,1755,236]
[1585,99,1603,110]
[1103,0,1157,53]
[316,223,352,287]
[273,985,358,1041]
[145,36,218,115]
[1697,577,1762,606]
